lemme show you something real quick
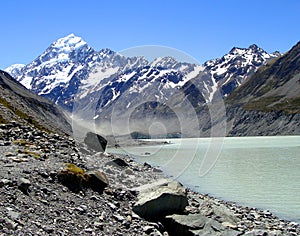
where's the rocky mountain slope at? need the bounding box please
[0,70,71,134]
[226,41,300,136]
[5,34,280,137]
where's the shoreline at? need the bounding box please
[110,137,300,225]
[189,186,300,225]
[109,151,300,235]
[0,122,299,235]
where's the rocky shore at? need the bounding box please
[1,121,300,235]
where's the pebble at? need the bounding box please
[143,225,155,234]
[113,214,125,222]
[0,178,11,187]
[18,177,31,194]
[107,202,117,210]
[7,209,20,220]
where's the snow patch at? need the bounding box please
[19,76,34,89]
[39,64,84,95]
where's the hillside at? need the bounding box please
[0,70,71,134]
[226,41,300,136]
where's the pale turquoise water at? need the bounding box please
[108,136,300,223]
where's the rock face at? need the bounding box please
[83,132,107,152]
[227,107,300,136]
[132,180,188,220]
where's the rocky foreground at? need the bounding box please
[0,122,300,235]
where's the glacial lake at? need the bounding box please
[108,136,300,223]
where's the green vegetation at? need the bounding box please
[273,97,300,114]
[0,97,51,133]
[255,78,275,96]
[17,149,41,159]
[65,163,86,177]
[0,114,8,124]
[243,96,283,112]
[13,139,34,147]
[243,96,300,114]
[58,163,89,193]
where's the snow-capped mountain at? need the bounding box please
[5,34,280,136]
[204,44,280,97]
[5,63,25,79]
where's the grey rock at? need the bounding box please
[0,178,11,187]
[93,221,104,228]
[18,177,31,194]
[107,202,117,210]
[149,230,163,236]
[132,180,188,220]
[75,207,86,214]
[244,229,273,235]
[143,225,155,233]
[4,218,18,230]
[86,170,109,193]
[42,225,54,233]
[7,209,20,220]
[165,214,240,236]
[199,201,239,224]
[5,152,15,157]
[113,214,125,222]
[106,158,129,169]
[84,132,107,152]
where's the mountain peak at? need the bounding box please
[248,44,267,54]
[99,48,115,55]
[51,34,87,50]
[249,44,259,50]
[34,34,93,65]
[150,56,179,68]
[229,44,266,55]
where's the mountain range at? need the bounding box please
[5,34,300,137]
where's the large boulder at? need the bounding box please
[132,179,188,220]
[84,132,107,152]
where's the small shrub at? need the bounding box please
[57,163,89,193]
[16,149,40,159]
[13,139,34,147]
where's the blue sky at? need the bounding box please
[1,0,300,69]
